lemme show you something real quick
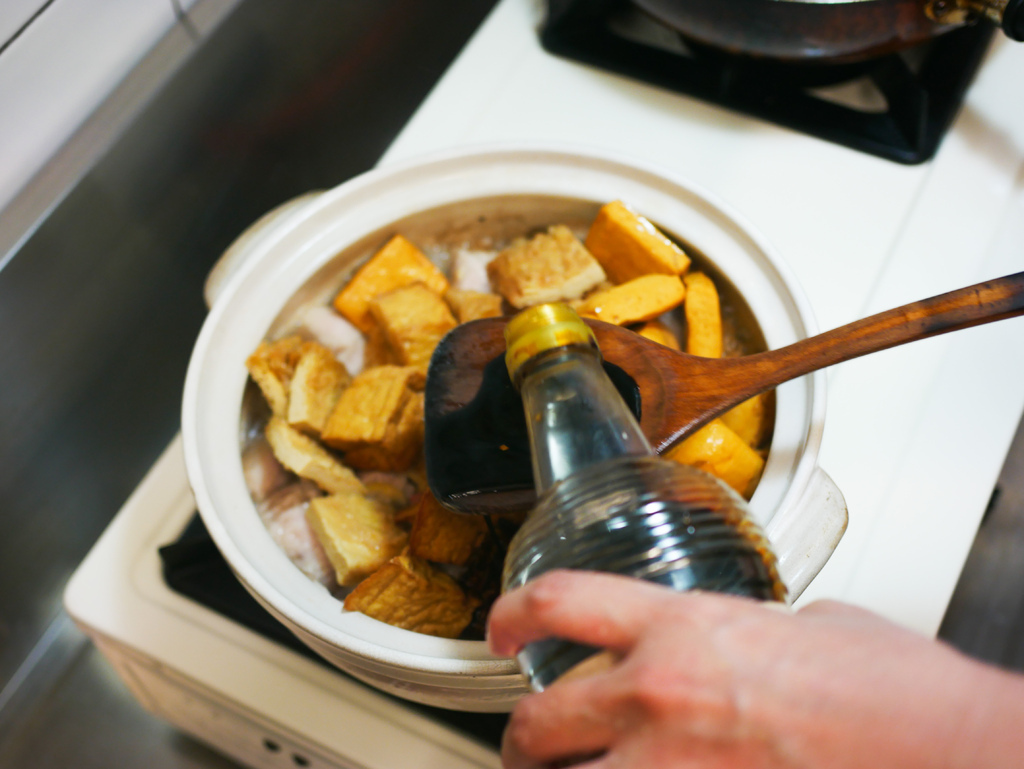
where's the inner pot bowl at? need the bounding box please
[181,144,841,712]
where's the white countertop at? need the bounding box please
[383,0,1024,634]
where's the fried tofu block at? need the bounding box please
[287,342,351,436]
[362,323,396,369]
[264,416,364,494]
[363,481,411,514]
[322,366,415,445]
[444,288,504,323]
[584,200,690,283]
[246,336,306,417]
[403,459,430,500]
[635,320,680,350]
[665,419,765,499]
[370,284,457,369]
[343,392,424,472]
[683,272,723,358]
[487,225,606,309]
[577,274,686,326]
[306,492,408,586]
[321,366,423,471]
[332,235,448,332]
[722,393,770,449]
[343,553,479,638]
[406,368,427,392]
[409,492,489,566]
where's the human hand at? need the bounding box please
[487,570,1024,769]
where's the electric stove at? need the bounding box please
[64,1,1024,766]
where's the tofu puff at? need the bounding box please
[242,203,772,638]
[321,365,424,472]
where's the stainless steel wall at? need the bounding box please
[0,1,496,764]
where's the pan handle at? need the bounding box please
[926,0,1024,41]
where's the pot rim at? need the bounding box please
[181,141,826,678]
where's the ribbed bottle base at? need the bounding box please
[503,457,786,691]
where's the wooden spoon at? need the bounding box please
[424,271,1024,514]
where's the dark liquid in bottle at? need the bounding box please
[424,353,641,515]
[505,457,785,690]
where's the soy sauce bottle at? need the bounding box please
[501,303,787,691]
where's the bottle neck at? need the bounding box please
[517,345,652,494]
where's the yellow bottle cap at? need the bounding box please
[504,303,597,381]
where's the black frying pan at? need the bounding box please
[632,0,1024,62]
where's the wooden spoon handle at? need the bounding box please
[741,270,1024,390]
[650,271,1024,453]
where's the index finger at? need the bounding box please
[486,570,680,658]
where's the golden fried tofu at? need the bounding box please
[305,492,408,586]
[577,274,686,326]
[321,366,423,471]
[287,342,351,436]
[332,235,449,332]
[264,416,364,494]
[362,480,413,514]
[370,283,457,369]
[343,553,479,638]
[683,272,723,358]
[394,496,422,526]
[584,200,690,283]
[409,492,489,566]
[487,225,606,309]
[362,323,396,369]
[444,288,504,323]
[635,320,680,350]
[246,336,306,417]
[722,393,770,449]
[403,459,430,500]
[665,419,765,499]
[343,392,424,472]
[322,366,415,445]
[406,368,427,392]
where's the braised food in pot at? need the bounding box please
[240,200,774,640]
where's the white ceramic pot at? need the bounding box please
[181,145,847,712]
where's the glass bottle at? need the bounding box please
[501,303,787,691]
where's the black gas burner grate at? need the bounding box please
[159,514,509,749]
[540,0,995,164]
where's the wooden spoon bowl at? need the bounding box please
[425,271,1024,515]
